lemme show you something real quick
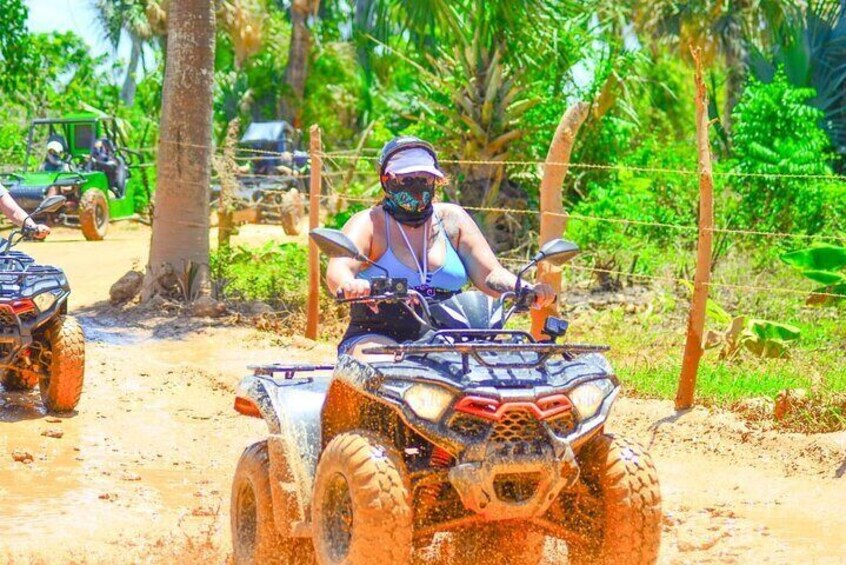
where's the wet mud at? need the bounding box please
[1,226,844,563]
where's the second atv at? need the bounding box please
[0,196,85,413]
[230,229,662,564]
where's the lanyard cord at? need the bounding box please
[396,219,429,285]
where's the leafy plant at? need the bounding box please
[730,69,835,235]
[748,1,846,162]
[211,242,309,308]
[689,282,802,360]
[781,243,846,303]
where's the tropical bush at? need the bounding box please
[211,243,309,308]
[729,69,835,235]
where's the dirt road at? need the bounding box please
[1,225,845,564]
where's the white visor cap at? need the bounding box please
[47,141,64,154]
[384,147,445,179]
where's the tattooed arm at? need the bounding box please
[442,204,554,306]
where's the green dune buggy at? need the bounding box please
[1,113,152,240]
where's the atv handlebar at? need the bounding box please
[336,278,549,331]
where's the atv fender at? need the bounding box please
[237,374,330,536]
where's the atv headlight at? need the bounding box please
[403,384,454,422]
[569,379,614,419]
[32,289,61,312]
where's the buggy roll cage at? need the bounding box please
[22,116,133,173]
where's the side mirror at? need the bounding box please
[310,228,390,277]
[32,195,67,217]
[514,239,581,293]
[533,239,580,266]
[309,228,366,260]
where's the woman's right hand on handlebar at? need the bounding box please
[339,279,371,300]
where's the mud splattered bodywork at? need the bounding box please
[237,342,620,535]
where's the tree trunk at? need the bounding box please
[530,102,590,339]
[722,41,745,138]
[121,34,143,107]
[280,0,318,126]
[143,0,215,301]
[214,119,241,249]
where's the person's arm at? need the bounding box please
[445,204,554,307]
[325,209,375,299]
[0,190,50,239]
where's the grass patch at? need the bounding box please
[211,242,309,309]
[555,294,846,432]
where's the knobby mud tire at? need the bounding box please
[79,189,109,241]
[231,441,314,565]
[312,432,413,565]
[567,434,662,565]
[448,523,545,565]
[40,316,85,413]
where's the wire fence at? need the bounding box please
[146,136,846,305]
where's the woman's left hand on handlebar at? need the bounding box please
[33,224,50,240]
[531,283,556,309]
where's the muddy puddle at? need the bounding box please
[2,227,845,563]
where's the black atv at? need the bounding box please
[0,196,85,413]
[230,229,662,565]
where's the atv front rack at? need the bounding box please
[363,329,609,372]
[249,363,334,380]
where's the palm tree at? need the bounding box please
[631,0,794,132]
[278,0,321,126]
[361,0,585,244]
[144,0,216,301]
[93,0,154,106]
[217,0,264,69]
[749,0,846,160]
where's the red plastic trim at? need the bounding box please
[234,396,262,418]
[0,299,35,315]
[454,394,572,422]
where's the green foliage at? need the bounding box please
[567,137,699,273]
[701,288,801,360]
[730,69,835,234]
[781,244,846,301]
[211,242,309,308]
[0,0,30,92]
[748,1,846,161]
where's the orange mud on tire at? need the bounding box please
[564,433,662,565]
[79,189,110,241]
[231,441,313,565]
[39,315,85,413]
[312,432,412,565]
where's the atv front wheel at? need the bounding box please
[79,189,109,241]
[39,315,85,413]
[231,441,313,565]
[448,523,545,565]
[312,432,413,565]
[564,434,661,565]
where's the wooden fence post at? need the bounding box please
[531,102,590,339]
[305,125,322,340]
[675,49,714,410]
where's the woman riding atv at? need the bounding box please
[327,136,554,359]
[0,184,50,239]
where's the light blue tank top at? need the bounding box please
[358,210,468,292]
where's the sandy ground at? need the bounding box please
[1,224,845,564]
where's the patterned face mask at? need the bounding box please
[384,175,436,213]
